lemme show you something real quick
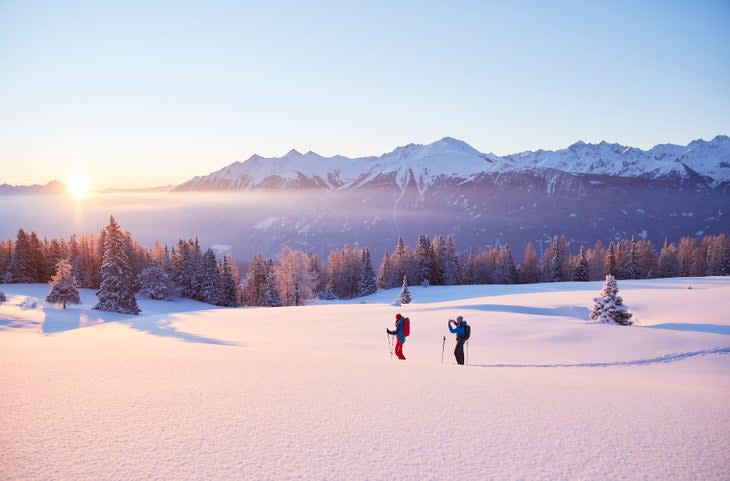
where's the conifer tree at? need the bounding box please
[621,239,640,280]
[45,239,64,284]
[244,255,273,306]
[264,259,282,307]
[429,236,446,285]
[443,235,459,285]
[573,245,590,281]
[376,251,392,289]
[94,216,140,315]
[358,248,377,296]
[137,264,173,300]
[398,275,412,304]
[587,240,606,281]
[604,242,618,276]
[706,234,729,276]
[658,240,681,278]
[28,232,46,282]
[495,245,518,284]
[199,248,224,305]
[519,242,540,284]
[391,237,415,286]
[414,234,433,286]
[0,240,12,279]
[636,239,658,278]
[590,274,633,325]
[677,237,696,277]
[460,250,477,285]
[219,255,241,307]
[547,237,562,282]
[7,229,36,283]
[45,259,81,309]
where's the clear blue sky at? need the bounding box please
[1,0,729,188]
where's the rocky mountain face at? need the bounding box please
[173,136,730,259]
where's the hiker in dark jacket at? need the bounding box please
[386,313,407,360]
[448,316,468,365]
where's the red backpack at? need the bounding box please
[402,317,410,337]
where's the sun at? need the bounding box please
[67,174,91,198]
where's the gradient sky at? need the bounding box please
[1,0,729,189]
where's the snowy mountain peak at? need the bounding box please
[284,149,303,158]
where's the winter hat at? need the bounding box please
[457,316,463,323]
[395,313,402,320]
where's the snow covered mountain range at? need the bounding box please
[168,135,730,259]
[174,135,730,193]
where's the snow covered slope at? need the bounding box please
[2,278,729,481]
[174,135,730,192]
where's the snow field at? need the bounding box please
[1,278,729,480]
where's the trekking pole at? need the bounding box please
[466,340,469,365]
[441,336,446,363]
[387,332,393,359]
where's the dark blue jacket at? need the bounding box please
[449,320,468,341]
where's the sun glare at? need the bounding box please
[67,174,91,198]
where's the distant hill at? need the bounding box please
[0,180,66,195]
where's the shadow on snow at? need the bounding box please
[423,304,591,320]
[646,323,730,336]
[35,307,239,346]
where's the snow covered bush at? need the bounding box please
[0,291,6,302]
[46,259,81,309]
[591,274,633,325]
[137,265,174,300]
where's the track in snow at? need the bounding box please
[469,346,730,368]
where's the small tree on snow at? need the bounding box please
[46,259,81,309]
[591,274,633,325]
[0,291,6,302]
[399,275,412,304]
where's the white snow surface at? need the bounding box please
[1,278,729,481]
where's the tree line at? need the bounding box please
[0,218,728,313]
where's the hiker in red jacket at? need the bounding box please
[386,313,407,360]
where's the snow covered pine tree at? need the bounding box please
[398,275,412,304]
[94,216,141,315]
[136,264,173,300]
[46,258,81,309]
[590,274,633,325]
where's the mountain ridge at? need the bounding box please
[174,135,730,193]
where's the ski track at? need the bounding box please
[470,346,730,368]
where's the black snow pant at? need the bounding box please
[454,340,465,365]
